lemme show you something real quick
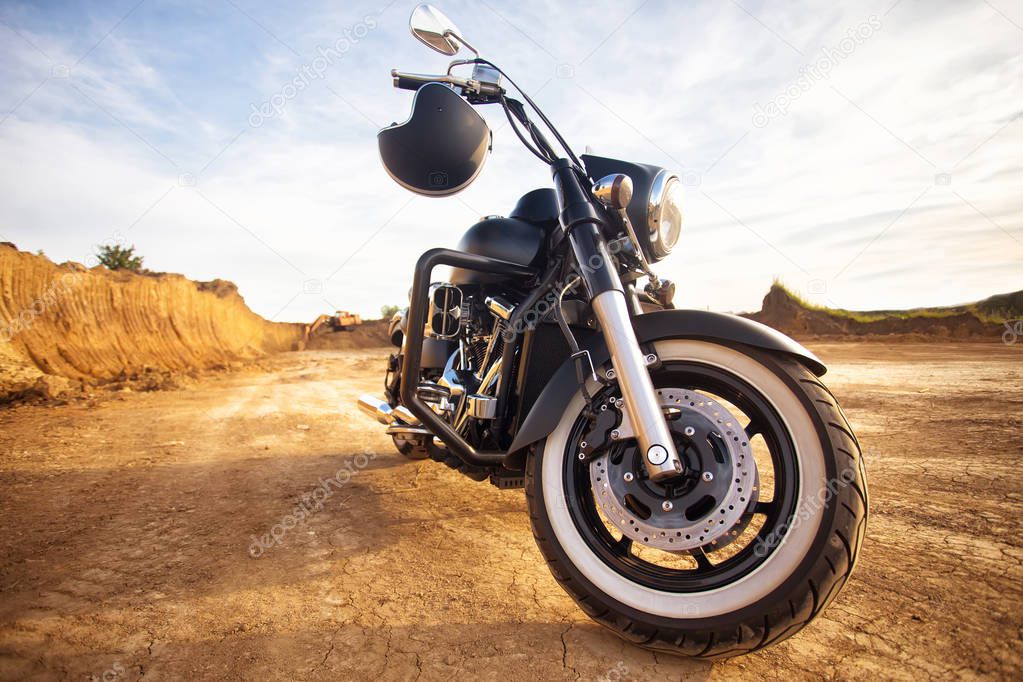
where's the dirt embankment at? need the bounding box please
[744,283,1018,340]
[304,319,391,351]
[0,244,305,402]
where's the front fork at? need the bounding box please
[553,160,683,482]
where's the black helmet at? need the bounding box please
[378,83,491,197]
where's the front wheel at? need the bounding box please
[525,339,867,658]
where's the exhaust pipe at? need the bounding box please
[357,395,421,426]
[393,405,420,425]
[358,395,396,425]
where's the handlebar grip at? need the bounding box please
[392,70,436,91]
[393,76,423,91]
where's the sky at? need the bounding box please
[0,0,1020,322]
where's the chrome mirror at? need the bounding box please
[409,4,462,56]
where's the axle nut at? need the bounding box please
[646,444,669,466]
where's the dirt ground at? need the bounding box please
[0,342,1020,680]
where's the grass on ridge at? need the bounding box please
[769,279,1019,325]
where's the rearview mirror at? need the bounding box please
[409,4,462,56]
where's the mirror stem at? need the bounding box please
[446,58,478,76]
[444,30,479,57]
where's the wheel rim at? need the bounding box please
[562,360,800,593]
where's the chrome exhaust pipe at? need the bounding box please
[357,395,422,426]
[358,395,396,425]
[393,404,421,425]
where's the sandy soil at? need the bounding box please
[0,343,1020,680]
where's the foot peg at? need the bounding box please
[489,471,525,489]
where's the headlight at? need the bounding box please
[647,171,683,260]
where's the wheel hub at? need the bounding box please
[589,389,757,552]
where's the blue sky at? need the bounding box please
[1,0,1020,321]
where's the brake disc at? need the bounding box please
[589,388,758,552]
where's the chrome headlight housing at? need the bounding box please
[646,170,684,260]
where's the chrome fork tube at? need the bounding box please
[591,289,683,482]
[552,157,683,482]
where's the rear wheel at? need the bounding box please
[525,339,867,658]
[391,433,430,459]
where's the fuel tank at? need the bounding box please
[449,216,548,285]
[448,189,559,285]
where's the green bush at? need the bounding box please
[96,244,143,272]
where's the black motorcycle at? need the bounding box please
[358,4,867,658]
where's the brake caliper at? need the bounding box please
[578,395,623,460]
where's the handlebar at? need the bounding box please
[391,69,504,100]
[392,71,443,92]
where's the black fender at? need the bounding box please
[506,310,825,458]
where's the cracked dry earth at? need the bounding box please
[0,343,1020,680]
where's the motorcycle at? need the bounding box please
[358,4,867,658]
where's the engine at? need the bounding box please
[386,281,518,454]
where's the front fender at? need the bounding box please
[506,310,824,457]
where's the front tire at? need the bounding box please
[525,339,867,658]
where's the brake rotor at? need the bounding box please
[589,388,758,552]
